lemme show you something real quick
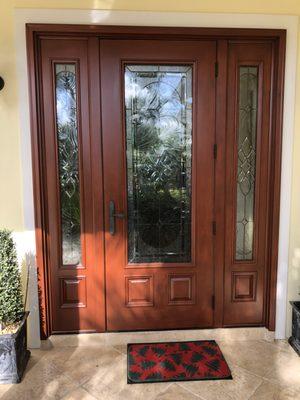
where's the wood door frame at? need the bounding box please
[26,24,286,339]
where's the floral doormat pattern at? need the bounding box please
[127,340,232,384]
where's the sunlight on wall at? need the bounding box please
[1,0,300,342]
[10,0,300,14]
[0,2,23,230]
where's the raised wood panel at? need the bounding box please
[168,274,196,305]
[60,277,87,308]
[232,272,257,302]
[125,276,154,307]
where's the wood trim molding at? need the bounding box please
[26,24,286,338]
[26,27,52,338]
[265,35,286,331]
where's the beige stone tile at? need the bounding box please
[0,358,78,400]
[178,364,263,400]
[35,345,122,387]
[2,331,290,400]
[108,334,277,356]
[112,344,127,355]
[83,354,171,400]
[154,383,203,399]
[264,350,300,389]
[218,340,282,377]
[249,380,300,400]
[49,334,106,348]
[261,339,296,356]
[61,387,98,400]
[0,384,13,399]
[47,328,273,348]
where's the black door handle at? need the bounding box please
[109,200,125,235]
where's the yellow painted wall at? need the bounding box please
[7,0,300,14]
[0,1,24,230]
[1,0,300,334]
[1,1,299,226]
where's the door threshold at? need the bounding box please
[41,327,274,349]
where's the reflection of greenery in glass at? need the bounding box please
[55,64,81,265]
[125,65,192,263]
[236,67,258,261]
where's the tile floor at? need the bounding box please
[0,328,300,400]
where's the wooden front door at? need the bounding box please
[39,38,105,333]
[100,40,216,330]
[30,25,285,337]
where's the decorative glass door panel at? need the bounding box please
[55,64,82,266]
[224,43,272,326]
[236,66,258,261]
[101,39,216,331]
[125,65,192,263]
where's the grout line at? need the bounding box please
[228,361,266,381]
[176,382,209,400]
[247,381,265,400]
[79,385,100,400]
[154,382,174,398]
[112,345,127,355]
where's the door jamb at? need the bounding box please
[26,24,286,339]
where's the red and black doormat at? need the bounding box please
[127,340,232,384]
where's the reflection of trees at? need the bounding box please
[56,69,81,265]
[127,70,192,261]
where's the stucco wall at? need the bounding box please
[1,0,300,345]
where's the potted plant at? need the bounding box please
[289,301,300,356]
[0,229,30,383]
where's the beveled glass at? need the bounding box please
[125,65,193,263]
[55,64,81,265]
[236,66,258,261]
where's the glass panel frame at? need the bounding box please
[55,63,82,266]
[124,64,193,264]
[235,66,259,261]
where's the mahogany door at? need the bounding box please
[34,29,281,336]
[40,38,105,332]
[223,42,273,326]
[100,40,216,330]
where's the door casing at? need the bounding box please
[26,24,286,339]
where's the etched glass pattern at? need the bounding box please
[55,64,81,265]
[236,66,258,260]
[125,65,192,263]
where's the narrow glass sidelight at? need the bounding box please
[235,66,258,261]
[125,65,193,263]
[55,64,81,265]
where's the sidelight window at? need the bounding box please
[235,66,258,261]
[55,63,81,265]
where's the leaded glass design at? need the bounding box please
[236,66,258,261]
[55,64,81,265]
[125,65,192,263]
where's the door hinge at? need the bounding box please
[212,221,216,235]
[215,61,219,78]
[212,295,215,310]
[213,143,217,159]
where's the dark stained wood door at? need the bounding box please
[223,42,273,326]
[100,40,216,330]
[33,28,283,336]
[40,38,105,333]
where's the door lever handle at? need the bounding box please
[109,200,125,235]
